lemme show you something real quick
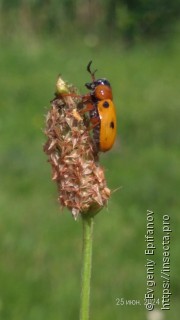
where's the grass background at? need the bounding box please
[0,33,180,319]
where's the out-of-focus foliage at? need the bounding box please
[0,34,180,319]
[0,0,180,43]
[0,1,180,319]
[118,0,180,41]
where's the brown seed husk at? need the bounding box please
[44,76,110,219]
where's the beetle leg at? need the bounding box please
[78,102,94,115]
[60,93,82,98]
[88,117,100,131]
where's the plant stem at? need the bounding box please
[80,216,94,320]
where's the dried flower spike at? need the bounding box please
[44,76,110,219]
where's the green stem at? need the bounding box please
[80,216,94,320]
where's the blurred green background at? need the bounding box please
[0,1,180,319]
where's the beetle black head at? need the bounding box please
[85,78,111,90]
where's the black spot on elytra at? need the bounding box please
[110,121,114,129]
[103,101,109,108]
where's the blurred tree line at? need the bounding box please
[0,0,180,42]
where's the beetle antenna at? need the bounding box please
[87,60,97,82]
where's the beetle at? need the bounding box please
[84,61,117,152]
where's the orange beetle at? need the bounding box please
[84,61,117,152]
